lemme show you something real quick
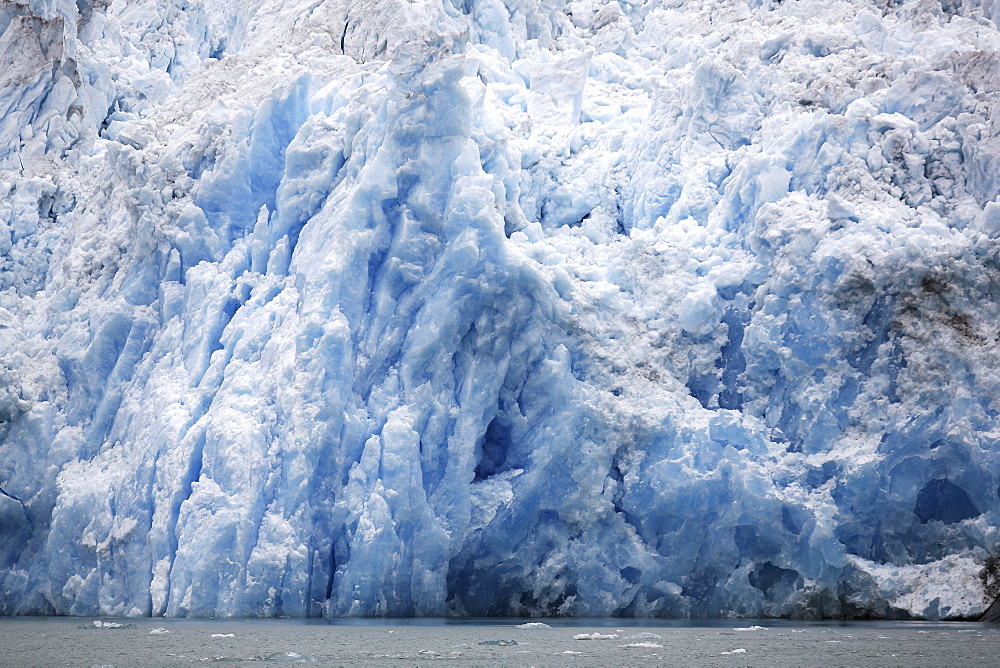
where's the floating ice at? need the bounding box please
[478,639,518,646]
[211,633,236,638]
[624,632,662,641]
[78,620,137,630]
[264,651,318,663]
[733,626,767,632]
[148,628,170,635]
[515,622,552,629]
[721,648,747,655]
[624,642,663,648]
[574,633,618,640]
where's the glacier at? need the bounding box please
[3,0,1000,620]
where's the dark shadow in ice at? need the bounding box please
[913,478,980,524]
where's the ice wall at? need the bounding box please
[3,0,1000,619]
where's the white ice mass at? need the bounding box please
[1,0,1000,620]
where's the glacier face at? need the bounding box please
[3,0,1000,619]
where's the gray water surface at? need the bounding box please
[2,617,999,666]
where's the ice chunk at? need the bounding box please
[528,50,592,126]
[77,621,137,630]
[264,651,318,662]
[574,633,618,640]
[677,283,718,335]
[515,622,552,629]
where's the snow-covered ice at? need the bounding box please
[2,0,1000,620]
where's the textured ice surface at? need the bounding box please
[77,620,138,629]
[2,0,1000,620]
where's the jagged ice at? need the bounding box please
[2,0,1000,620]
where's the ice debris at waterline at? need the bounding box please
[76,620,138,630]
[2,0,1000,621]
[263,651,319,663]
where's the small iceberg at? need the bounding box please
[573,632,618,640]
[733,625,767,631]
[263,651,318,662]
[624,642,663,648]
[721,648,747,655]
[478,639,518,646]
[148,628,170,635]
[211,633,236,638]
[78,620,137,629]
[625,632,662,641]
[515,622,551,629]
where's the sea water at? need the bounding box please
[2,617,1000,666]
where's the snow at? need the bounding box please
[2,0,1000,621]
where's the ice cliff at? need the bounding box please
[3,0,1000,620]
